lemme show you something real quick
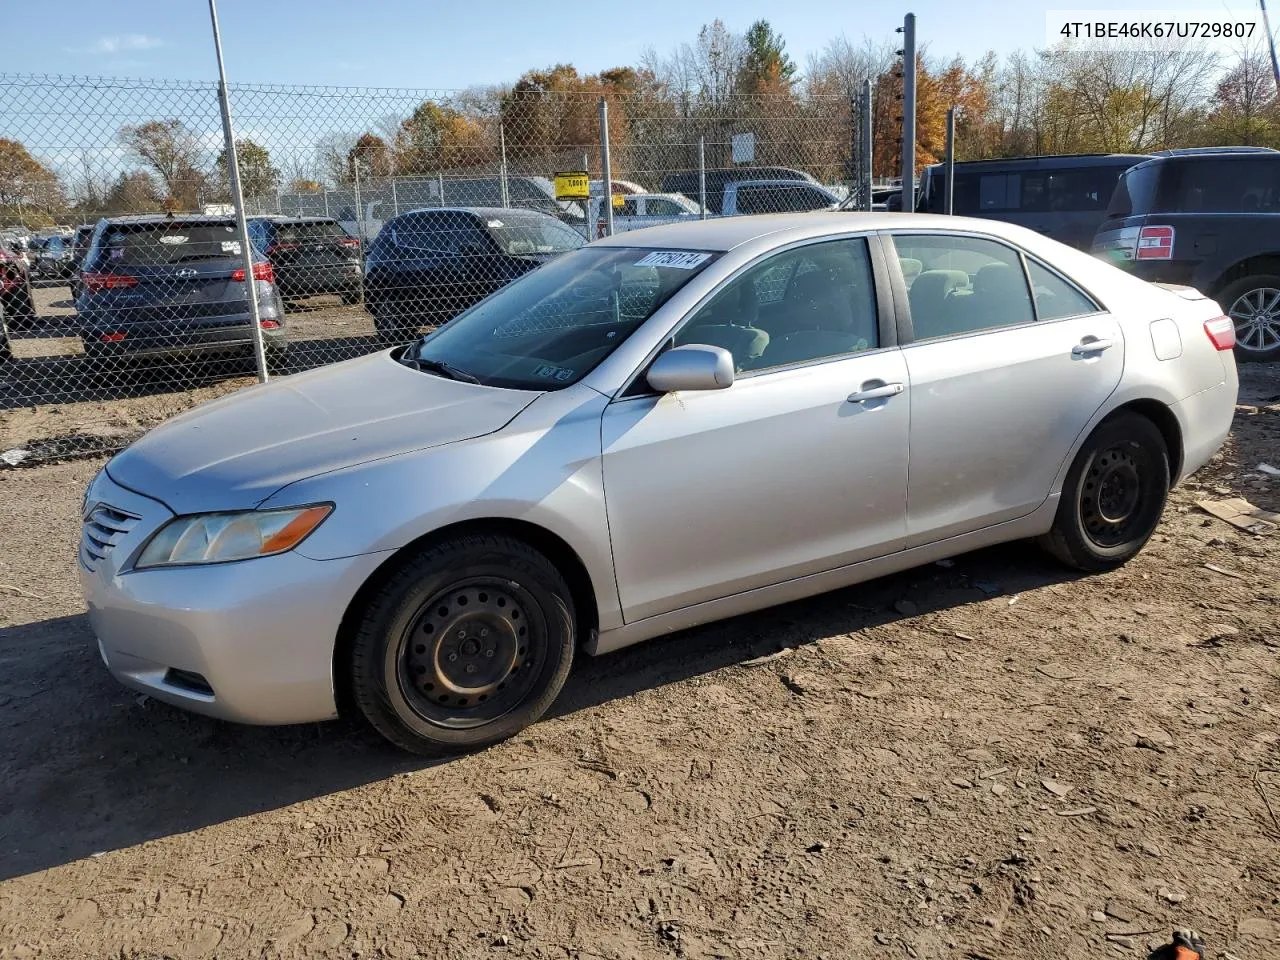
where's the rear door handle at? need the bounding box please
[847,381,905,403]
[1071,337,1115,357]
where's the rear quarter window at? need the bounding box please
[1158,158,1280,213]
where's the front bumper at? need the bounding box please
[79,468,392,725]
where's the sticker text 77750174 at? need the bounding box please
[634,251,711,270]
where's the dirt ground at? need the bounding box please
[0,362,1279,960]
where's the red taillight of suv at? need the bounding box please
[338,236,360,250]
[1204,315,1236,351]
[230,261,275,283]
[82,272,138,293]
[1135,225,1175,260]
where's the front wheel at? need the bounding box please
[1220,274,1280,362]
[349,535,576,755]
[1039,412,1170,572]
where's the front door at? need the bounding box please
[601,237,911,623]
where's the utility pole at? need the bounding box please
[1261,0,1280,96]
[897,13,916,212]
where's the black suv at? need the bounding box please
[74,215,287,366]
[1092,149,1280,360]
[363,207,584,343]
[247,216,363,303]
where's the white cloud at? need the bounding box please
[91,34,163,55]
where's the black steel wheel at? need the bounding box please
[1040,412,1169,571]
[350,534,576,755]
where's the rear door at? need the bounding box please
[888,231,1124,545]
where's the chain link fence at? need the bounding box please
[0,71,862,464]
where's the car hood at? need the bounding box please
[106,350,538,514]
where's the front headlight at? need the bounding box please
[135,504,333,569]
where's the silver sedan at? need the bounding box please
[79,213,1239,754]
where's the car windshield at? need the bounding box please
[407,246,718,390]
[94,222,242,267]
[483,214,585,256]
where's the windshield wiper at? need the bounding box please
[403,355,480,384]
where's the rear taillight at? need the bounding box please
[338,237,360,250]
[1136,225,1175,260]
[99,331,127,343]
[265,242,299,255]
[83,272,138,293]
[1204,315,1236,351]
[231,261,275,283]
[260,319,280,329]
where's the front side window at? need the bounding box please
[409,246,717,389]
[895,234,1035,339]
[646,197,685,216]
[673,238,878,373]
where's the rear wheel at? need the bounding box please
[349,535,576,755]
[339,284,363,306]
[1220,274,1280,362]
[1040,412,1169,572]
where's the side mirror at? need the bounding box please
[646,344,734,393]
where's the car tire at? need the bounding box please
[349,534,576,756]
[372,305,416,346]
[1039,412,1170,572]
[265,344,290,375]
[339,285,363,306]
[1219,274,1280,362]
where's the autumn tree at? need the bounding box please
[289,178,324,192]
[214,139,281,203]
[1205,50,1278,147]
[392,101,488,174]
[346,132,391,182]
[0,138,66,222]
[103,170,163,215]
[118,119,206,210]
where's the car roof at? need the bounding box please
[923,153,1150,172]
[101,213,237,225]
[593,212,1019,251]
[250,215,341,224]
[1133,150,1280,168]
[397,206,557,220]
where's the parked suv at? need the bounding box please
[247,216,363,303]
[74,215,287,366]
[1092,150,1280,361]
[0,244,36,330]
[660,166,818,214]
[364,206,584,343]
[720,179,841,216]
[917,154,1150,249]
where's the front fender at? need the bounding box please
[260,385,622,630]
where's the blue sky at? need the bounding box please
[0,0,1266,89]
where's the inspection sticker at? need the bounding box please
[634,251,711,269]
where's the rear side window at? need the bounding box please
[895,234,1035,339]
[391,213,454,252]
[92,222,241,268]
[1107,163,1161,218]
[979,174,1021,211]
[1026,260,1100,320]
[734,186,777,215]
[1158,158,1280,213]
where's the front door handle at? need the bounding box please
[1071,337,1115,357]
[847,381,905,403]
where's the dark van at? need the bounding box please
[1092,148,1280,361]
[916,154,1149,249]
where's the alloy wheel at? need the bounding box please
[1228,287,1280,354]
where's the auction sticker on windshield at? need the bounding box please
[635,251,712,269]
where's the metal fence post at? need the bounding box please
[900,12,917,214]
[391,178,399,215]
[206,0,268,383]
[862,79,873,212]
[598,98,614,237]
[499,123,510,208]
[698,135,707,219]
[944,106,956,215]
[352,160,363,242]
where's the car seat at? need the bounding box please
[971,262,1032,328]
[680,280,770,369]
[907,268,969,339]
